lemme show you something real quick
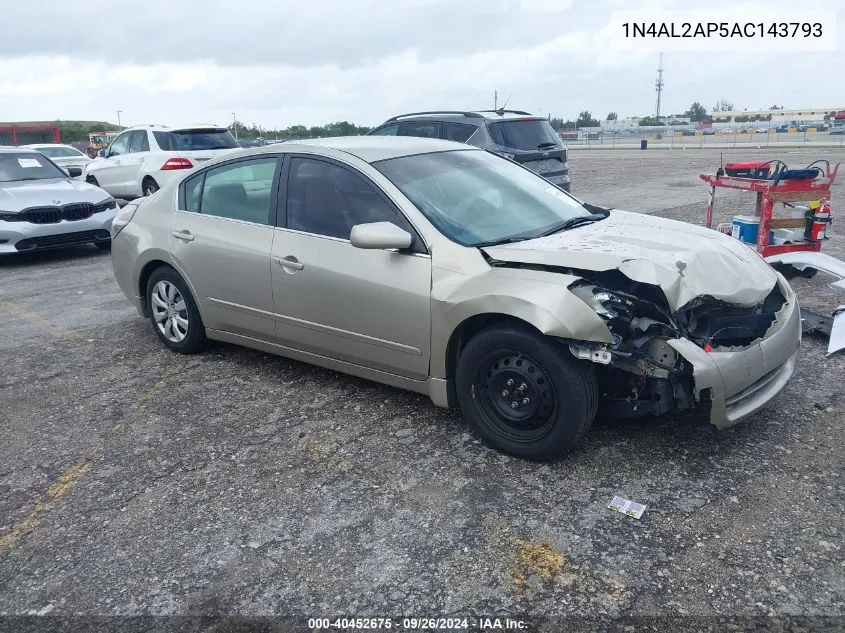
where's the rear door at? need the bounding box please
[486,118,567,178]
[169,156,281,339]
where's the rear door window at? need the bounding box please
[486,119,560,150]
[128,130,150,153]
[403,121,440,138]
[442,122,475,143]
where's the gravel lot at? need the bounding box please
[1,147,844,631]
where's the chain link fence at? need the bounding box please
[564,125,845,148]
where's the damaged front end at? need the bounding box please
[566,273,793,424]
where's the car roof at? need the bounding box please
[0,146,39,154]
[255,135,479,163]
[381,109,543,124]
[123,124,228,132]
[21,143,78,149]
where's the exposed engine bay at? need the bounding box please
[485,259,788,420]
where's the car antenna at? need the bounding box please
[495,94,513,117]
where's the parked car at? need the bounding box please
[22,143,91,178]
[84,124,240,199]
[367,110,570,191]
[111,136,801,461]
[0,147,117,253]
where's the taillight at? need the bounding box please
[111,203,138,238]
[160,157,193,170]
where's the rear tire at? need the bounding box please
[146,266,208,354]
[455,325,597,461]
[143,178,160,196]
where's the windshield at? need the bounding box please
[374,149,592,246]
[153,129,239,151]
[486,119,561,150]
[0,153,66,182]
[36,146,84,158]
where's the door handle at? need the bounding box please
[273,255,304,270]
[172,230,195,242]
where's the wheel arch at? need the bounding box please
[444,313,542,407]
[137,257,205,324]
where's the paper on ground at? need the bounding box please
[608,495,647,519]
[828,307,845,356]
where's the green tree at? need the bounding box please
[576,111,599,128]
[685,102,707,122]
[606,112,618,121]
[713,98,734,112]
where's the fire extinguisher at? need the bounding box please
[811,200,832,241]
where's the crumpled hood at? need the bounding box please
[481,210,778,311]
[0,179,109,212]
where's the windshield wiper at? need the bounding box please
[534,213,606,237]
[471,235,536,248]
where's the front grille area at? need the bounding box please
[677,284,787,347]
[15,229,111,252]
[1,200,115,224]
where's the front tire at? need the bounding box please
[455,325,597,461]
[146,266,207,354]
[94,240,111,251]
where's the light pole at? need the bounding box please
[116,110,123,128]
[231,112,238,139]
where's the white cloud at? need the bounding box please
[0,0,843,128]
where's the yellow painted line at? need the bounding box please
[132,359,187,410]
[0,299,80,340]
[0,455,95,550]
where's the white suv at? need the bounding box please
[84,124,240,199]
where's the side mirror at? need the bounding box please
[350,222,412,250]
[98,149,107,158]
[66,166,83,177]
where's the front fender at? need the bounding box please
[430,266,613,378]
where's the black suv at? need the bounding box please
[367,109,570,191]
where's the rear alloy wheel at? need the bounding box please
[146,267,207,354]
[143,179,160,196]
[455,325,597,461]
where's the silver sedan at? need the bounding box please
[0,147,117,253]
[110,136,801,460]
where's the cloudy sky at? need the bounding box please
[1,0,842,129]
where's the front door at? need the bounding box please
[168,156,281,339]
[270,155,431,379]
[94,130,131,192]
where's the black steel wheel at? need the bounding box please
[455,324,597,461]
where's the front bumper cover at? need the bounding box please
[667,276,801,429]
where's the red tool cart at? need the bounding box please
[700,161,839,257]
